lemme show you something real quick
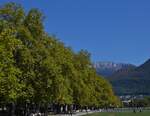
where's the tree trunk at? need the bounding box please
[8,102,15,116]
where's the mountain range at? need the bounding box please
[93,61,136,77]
[94,59,150,95]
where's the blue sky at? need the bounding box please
[1,0,150,65]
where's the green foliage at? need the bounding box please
[0,2,120,107]
[131,97,150,107]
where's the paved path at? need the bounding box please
[49,111,98,116]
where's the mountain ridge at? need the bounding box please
[108,59,150,95]
[93,61,136,77]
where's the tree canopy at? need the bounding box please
[0,2,120,110]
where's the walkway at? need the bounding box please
[49,111,98,116]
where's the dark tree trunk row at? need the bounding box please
[0,102,103,116]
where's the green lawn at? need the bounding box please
[84,111,150,116]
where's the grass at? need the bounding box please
[84,111,150,116]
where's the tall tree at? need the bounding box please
[0,3,121,115]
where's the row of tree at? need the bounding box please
[0,3,120,116]
[130,97,150,107]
